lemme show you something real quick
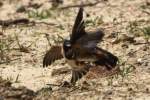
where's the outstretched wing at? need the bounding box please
[70,44,118,70]
[70,7,86,44]
[76,29,104,49]
[69,7,105,62]
[69,29,105,61]
[94,47,118,70]
[43,46,63,67]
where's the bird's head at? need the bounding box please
[63,39,75,59]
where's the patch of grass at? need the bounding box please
[142,26,150,40]
[6,76,13,82]
[27,8,70,21]
[44,33,64,46]
[119,64,135,81]
[85,16,104,27]
[118,58,135,79]
[14,33,30,53]
[127,21,142,36]
[127,21,150,39]
[5,75,20,83]
[36,87,52,97]
[57,24,65,30]
[107,58,136,85]
[0,76,12,86]
[51,34,64,44]
[0,35,14,64]
[140,1,150,9]
[27,9,52,19]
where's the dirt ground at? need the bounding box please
[0,0,150,100]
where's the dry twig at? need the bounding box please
[0,18,56,27]
[59,1,102,9]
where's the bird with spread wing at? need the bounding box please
[43,7,118,85]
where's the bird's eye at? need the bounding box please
[64,40,71,47]
[66,43,71,47]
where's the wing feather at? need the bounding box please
[76,29,104,49]
[70,7,86,43]
[70,30,105,61]
[43,46,63,67]
[94,47,118,70]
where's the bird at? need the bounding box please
[43,7,118,85]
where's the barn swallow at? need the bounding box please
[43,7,118,85]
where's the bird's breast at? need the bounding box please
[66,59,86,70]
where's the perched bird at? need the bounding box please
[43,7,118,85]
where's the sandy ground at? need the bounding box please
[0,0,150,100]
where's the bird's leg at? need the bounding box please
[59,70,78,87]
[70,66,90,85]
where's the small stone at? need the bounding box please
[0,32,3,35]
[28,3,42,9]
[0,1,3,7]
[16,5,26,13]
[146,88,149,93]
[134,37,146,44]
[109,32,118,38]
[122,43,128,48]
[137,58,142,63]
[143,62,148,66]
[105,90,113,95]
[128,87,133,91]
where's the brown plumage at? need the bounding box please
[43,7,118,85]
[43,46,63,67]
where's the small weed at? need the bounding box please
[117,58,136,82]
[142,26,150,40]
[127,21,142,36]
[45,33,64,46]
[140,1,150,9]
[6,76,13,82]
[45,33,52,47]
[51,34,64,44]
[119,64,135,81]
[57,24,65,30]
[14,74,20,83]
[106,58,136,85]
[27,9,52,19]
[14,33,30,53]
[127,21,150,40]
[85,16,104,27]
[0,35,14,64]
[107,76,114,86]
[36,87,52,96]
